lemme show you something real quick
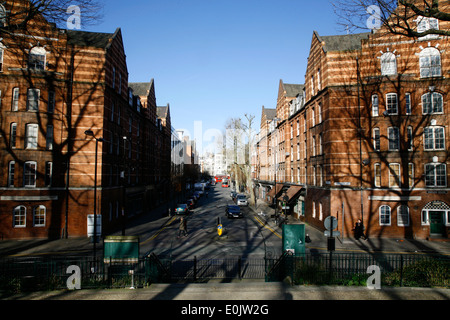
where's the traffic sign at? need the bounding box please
[324,216,338,231]
[324,230,341,237]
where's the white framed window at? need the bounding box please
[26,124,39,149]
[372,94,379,117]
[389,163,401,188]
[28,46,46,70]
[12,87,19,111]
[381,52,397,76]
[408,163,414,189]
[33,205,46,227]
[425,163,447,187]
[46,125,53,150]
[374,163,381,187]
[10,122,17,148]
[422,92,443,114]
[13,206,27,228]
[424,126,445,150]
[379,205,391,226]
[405,93,411,115]
[416,16,439,39]
[388,127,400,151]
[397,205,410,227]
[23,161,37,187]
[8,161,15,187]
[420,47,441,78]
[27,88,40,111]
[407,126,413,151]
[373,128,380,151]
[386,93,398,114]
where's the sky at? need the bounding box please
[87,0,349,154]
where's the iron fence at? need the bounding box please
[0,252,448,295]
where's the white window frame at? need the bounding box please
[424,126,445,151]
[386,93,398,115]
[405,93,411,115]
[33,205,46,227]
[13,206,27,228]
[27,88,40,111]
[12,87,19,111]
[381,52,397,76]
[373,128,380,151]
[372,94,379,117]
[8,161,15,188]
[26,124,39,149]
[389,163,401,188]
[379,205,391,226]
[388,127,400,151]
[419,47,441,78]
[374,163,381,187]
[28,46,46,71]
[23,161,37,187]
[425,163,447,187]
[397,205,410,227]
[422,92,443,114]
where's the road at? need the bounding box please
[139,185,282,260]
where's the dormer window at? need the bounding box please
[416,16,439,39]
[28,46,46,70]
[380,52,397,76]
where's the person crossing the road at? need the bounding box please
[178,216,188,238]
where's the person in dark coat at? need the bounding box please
[353,219,367,240]
[178,217,188,238]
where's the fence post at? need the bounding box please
[400,255,404,287]
[193,256,197,282]
[238,257,242,280]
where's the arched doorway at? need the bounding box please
[422,201,450,237]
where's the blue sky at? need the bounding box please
[88,0,347,153]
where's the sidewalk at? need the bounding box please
[250,199,450,256]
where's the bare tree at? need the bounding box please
[1,0,103,32]
[332,0,450,37]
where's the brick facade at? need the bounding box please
[0,0,173,239]
[255,3,450,239]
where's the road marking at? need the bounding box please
[253,215,282,239]
[141,216,177,245]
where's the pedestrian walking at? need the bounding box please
[353,219,367,240]
[178,216,188,238]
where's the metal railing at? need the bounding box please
[0,252,448,295]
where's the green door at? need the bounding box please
[430,211,444,235]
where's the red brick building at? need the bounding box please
[255,4,450,240]
[0,0,173,239]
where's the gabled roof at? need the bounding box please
[262,106,277,121]
[314,31,371,52]
[283,83,305,97]
[129,81,152,97]
[66,29,119,48]
[157,106,168,118]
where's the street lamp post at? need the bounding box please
[84,130,103,260]
[272,118,280,224]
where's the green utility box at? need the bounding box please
[282,224,306,256]
[103,236,140,263]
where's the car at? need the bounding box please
[225,205,243,218]
[174,204,189,215]
[230,190,237,200]
[235,194,248,206]
[186,199,195,210]
[193,192,201,200]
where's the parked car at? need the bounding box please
[235,194,248,206]
[193,191,201,200]
[186,199,195,210]
[174,204,189,215]
[225,205,243,219]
